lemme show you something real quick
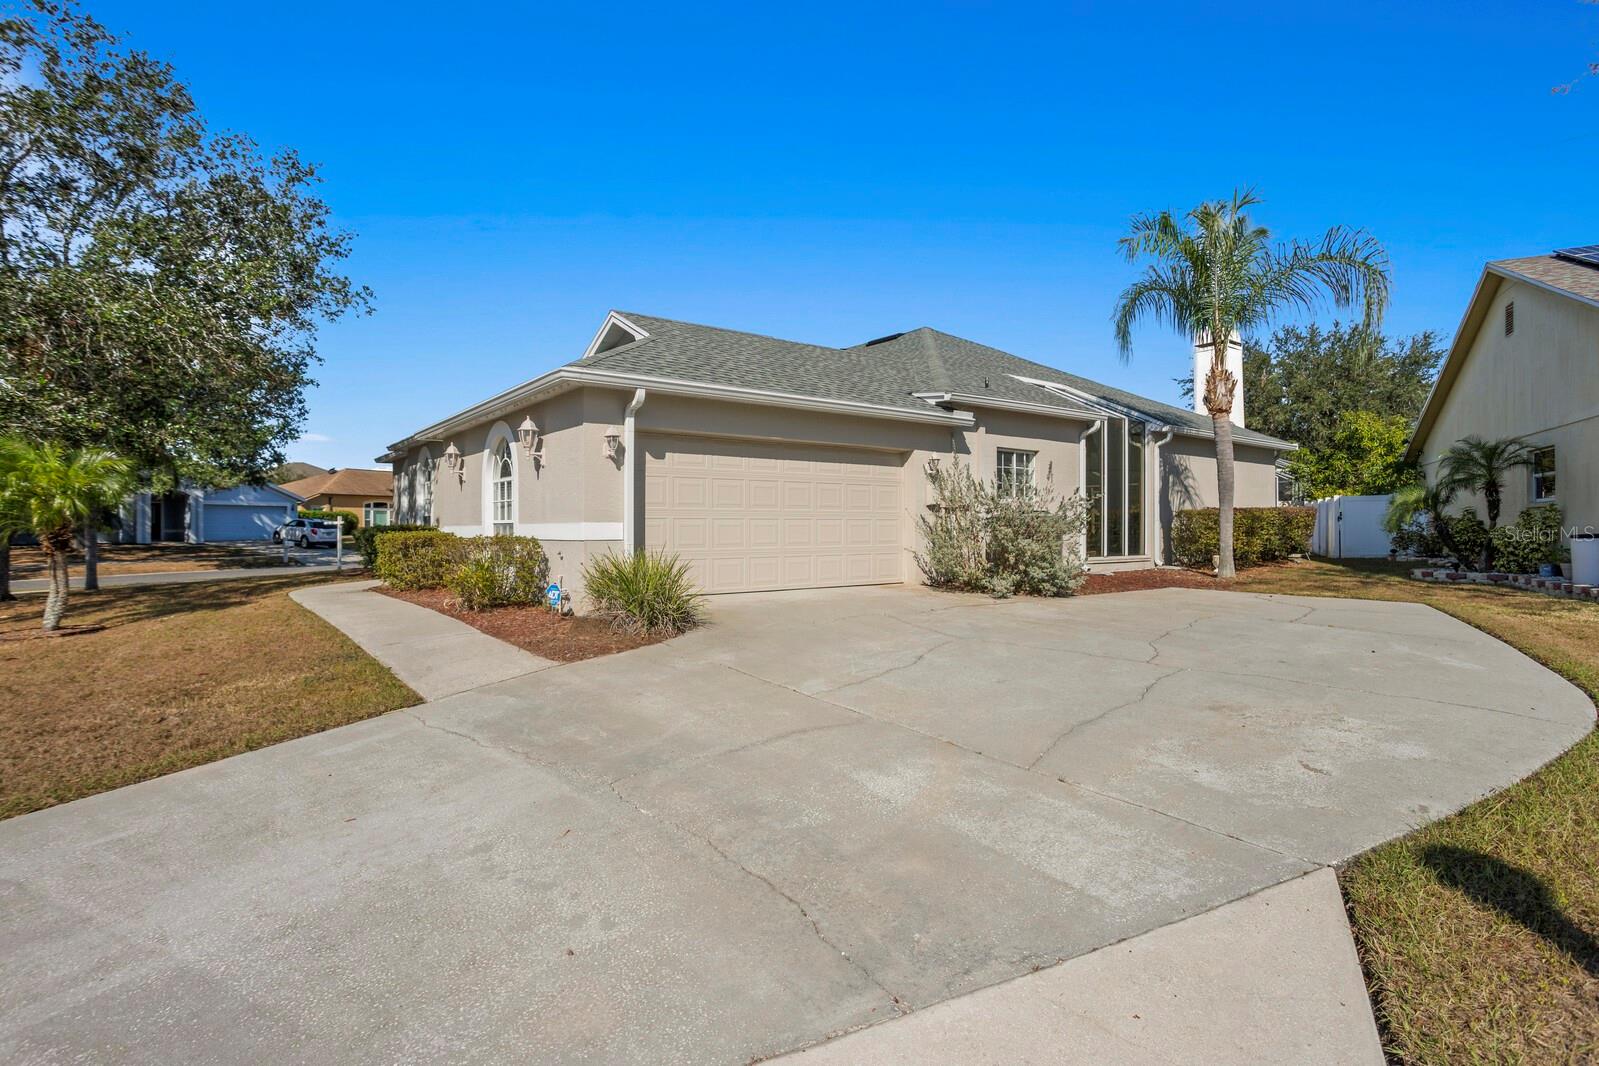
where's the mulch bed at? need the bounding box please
[1078,567,1225,595]
[378,587,666,662]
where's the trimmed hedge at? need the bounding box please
[374,531,550,609]
[373,530,462,590]
[1171,506,1315,570]
[353,523,436,567]
[444,536,550,610]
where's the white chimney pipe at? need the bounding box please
[1193,331,1245,428]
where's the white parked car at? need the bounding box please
[273,517,340,548]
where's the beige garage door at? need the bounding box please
[642,434,905,594]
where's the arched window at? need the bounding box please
[490,439,514,535]
[416,449,436,527]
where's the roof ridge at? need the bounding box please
[614,311,844,353]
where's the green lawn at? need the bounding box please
[1232,559,1599,1064]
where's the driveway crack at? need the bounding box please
[1026,668,1185,770]
[814,638,957,695]
[402,708,909,1014]
[606,776,910,1016]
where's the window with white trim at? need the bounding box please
[491,439,515,535]
[364,501,390,527]
[1531,446,1557,502]
[996,449,1035,498]
[417,456,435,526]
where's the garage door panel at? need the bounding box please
[644,434,905,594]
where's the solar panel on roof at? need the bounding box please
[1553,245,1599,268]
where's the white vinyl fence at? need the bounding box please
[1310,494,1394,559]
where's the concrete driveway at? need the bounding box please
[1,585,1591,1064]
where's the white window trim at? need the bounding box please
[482,420,518,534]
[1531,446,1557,503]
[995,448,1036,498]
[415,445,436,526]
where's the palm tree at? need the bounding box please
[0,439,131,631]
[1112,190,1390,577]
[1438,435,1535,530]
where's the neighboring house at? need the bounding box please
[1406,247,1599,538]
[115,483,303,544]
[380,311,1294,598]
[280,468,395,527]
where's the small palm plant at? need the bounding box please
[1384,481,1467,565]
[1112,189,1389,577]
[0,439,132,631]
[1438,435,1536,529]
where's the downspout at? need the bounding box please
[1150,429,1175,564]
[1079,420,1103,564]
[622,388,647,554]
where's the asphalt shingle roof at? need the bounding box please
[1492,254,1599,304]
[577,312,1294,449]
[281,468,394,499]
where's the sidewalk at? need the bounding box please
[776,867,1383,1065]
[291,580,556,699]
[11,562,346,592]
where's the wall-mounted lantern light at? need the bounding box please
[602,425,622,462]
[442,442,464,483]
[518,416,545,467]
[925,456,941,477]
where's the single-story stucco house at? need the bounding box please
[280,467,395,527]
[1406,247,1599,539]
[116,482,303,544]
[379,312,1294,598]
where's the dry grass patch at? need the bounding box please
[0,575,418,820]
[1232,558,1599,1064]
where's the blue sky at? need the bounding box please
[97,1,1599,470]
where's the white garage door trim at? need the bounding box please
[642,433,906,595]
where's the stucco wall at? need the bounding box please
[1416,279,1599,535]
[390,385,1283,595]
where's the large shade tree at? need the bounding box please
[0,0,368,584]
[0,438,130,630]
[1112,190,1391,577]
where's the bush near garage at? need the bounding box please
[443,536,550,610]
[582,550,705,634]
[1171,506,1315,570]
[372,530,463,590]
[297,508,359,536]
[915,460,1089,598]
[353,523,437,568]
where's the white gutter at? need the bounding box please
[913,390,1103,422]
[380,367,974,462]
[1149,428,1175,564]
[622,388,647,554]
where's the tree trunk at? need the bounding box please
[1213,412,1237,579]
[0,539,13,602]
[42,549,67,631]
[83,519,99,591]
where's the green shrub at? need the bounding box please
[1171,506,1314,570]
[298,508,358,536]
[1389,516,1446,559]
[583,550,705,634]
[443,536,549,610]
[373,530,461,590]
[353,523,435,567]
[1446,508,1490,570]
[915,460,1088,597]
[1489,504,1564,574]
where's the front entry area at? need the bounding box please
[641,433,905,594]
